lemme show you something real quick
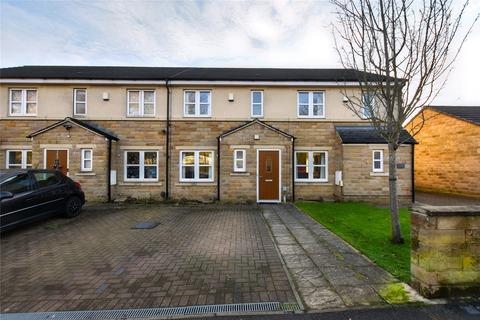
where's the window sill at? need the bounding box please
[182,115,212,118]
[75,172,95,176]
[176,182,216,186]
[126,116,156,118]
[8,114,37,117]
[370,172,388,176]
[119,181,162,186]
[230,172,250,176]
[295,180,331,185]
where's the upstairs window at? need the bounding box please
[74,89,87,116]
[251,91,263,117]
[372,150,384,172]
[295,151,328,182]
[127,90,155,117]
[184,91,211,117]
[361,92,375,119]
[233,149,246,172]
[180,151,214,181]
[9,89,37,116]
[6,150,32,169]
[297,91,324,118]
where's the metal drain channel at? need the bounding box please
[1,302,300,320]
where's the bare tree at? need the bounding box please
[331,0,478,243]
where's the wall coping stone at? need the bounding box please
[413,205,480,216]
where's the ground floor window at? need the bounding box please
[124,151,158,181]
[233,149,246,172]
[180,150,214,182]
[372,150,384,172]
[6,150,32,169]
[295,151,328,182]
[81,149,93,171]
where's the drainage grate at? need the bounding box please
[1,302,300,320]
[131,221,160,229]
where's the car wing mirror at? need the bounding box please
[0,191,14,201]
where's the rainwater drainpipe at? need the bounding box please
[217,137,221,201]
[165,79,171,199]
[107,138,112,202]
[291,137,296,202]
[411,143,415,203]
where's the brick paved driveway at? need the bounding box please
[1,204,296,313]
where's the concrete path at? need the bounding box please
[262,204,400,310]
[416,191,480,206]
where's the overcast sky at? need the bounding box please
[1,0,479,105]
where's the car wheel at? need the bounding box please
[65,196,83,218]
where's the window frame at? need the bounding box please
[297,91,325,119]
[80,149,93,172]
[251,90,264,118]
[294,151,328,182]
[233,149,246,172]
[124,150,159,182]
[126,89,156,117]
[6,150,32,169]
[9,88,37,116]
[179,150,214,182]
[183,90,212,117]
[361,91,375,119]
[372,150,384,172]
[73,88,87,116]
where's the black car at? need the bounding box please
[0,169,85,232]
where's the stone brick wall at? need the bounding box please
[408,109,480,197]
[341,144,412,205]
[411,205,480,298]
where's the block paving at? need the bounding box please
[0,204,297,313]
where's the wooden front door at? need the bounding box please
[258,150,280,202]
[45,150,68,175]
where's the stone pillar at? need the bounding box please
[411,205,480,298]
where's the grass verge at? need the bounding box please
[296,201,411,283]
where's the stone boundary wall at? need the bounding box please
[411,205,480,298]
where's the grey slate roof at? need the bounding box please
[0,66,390,82]
[335,126,416,144]
[27,117,119,141]
[429,106,480,126]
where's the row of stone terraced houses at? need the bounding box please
[0,66,415,204]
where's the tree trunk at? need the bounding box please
[388,142,404,244]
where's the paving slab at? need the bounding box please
[261,204,403,310]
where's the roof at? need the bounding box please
[428,106,480,126]
[218,119,295,140]
[27,117,119,141]
[335,126,416,144]
[0,66,390,82]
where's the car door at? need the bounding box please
[0,173,37,229]
[31,171,68,213]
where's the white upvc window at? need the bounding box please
[361,91,375,119]
[9,89,37,116]
[233,149,246,172]
[297,91,325,118]
[184,90,211,117]
[80,149,93,171]
[6,150,32,169]
[124,151,158,181]
[127,90,155,117]
[74,89,87,116]
[295,151,328,182]
[372,150,384,172]
[180,150,214,182]
[251,91,263,117]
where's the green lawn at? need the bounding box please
[296,201,411,283]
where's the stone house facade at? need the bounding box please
[407,106,480,198]
[0,66,415,204]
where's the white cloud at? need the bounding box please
[0,0,478,105]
